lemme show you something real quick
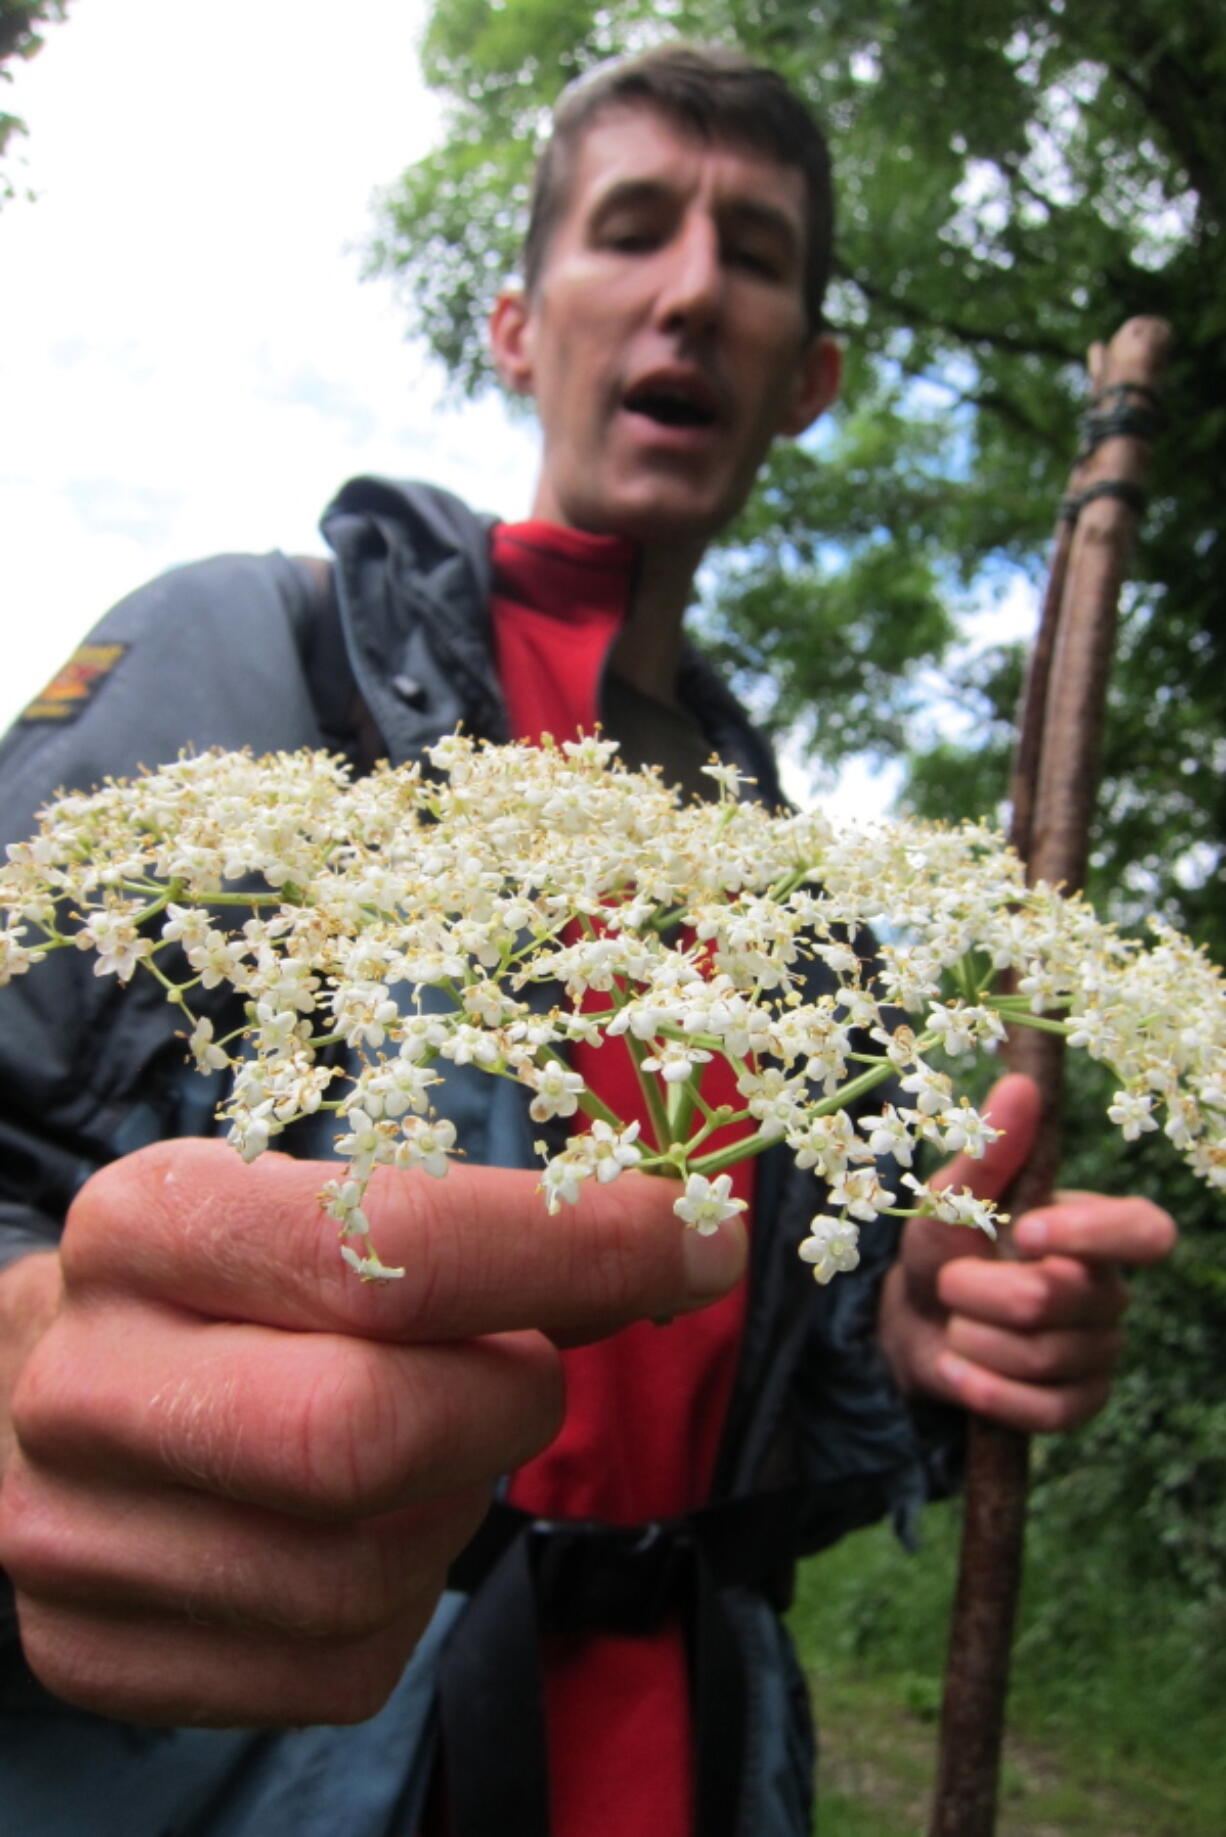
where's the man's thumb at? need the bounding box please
[930,1072,1041,1202]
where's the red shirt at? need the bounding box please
[489,520,753,1837]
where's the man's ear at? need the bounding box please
[777,333,841,438]
[489,286,537,398]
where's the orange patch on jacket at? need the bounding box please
[20,643,128,723]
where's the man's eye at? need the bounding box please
[605,226,661,253]
[728,245,782,278]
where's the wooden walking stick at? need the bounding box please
[928,316,1172,1837]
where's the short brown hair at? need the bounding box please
[522,43,835,334]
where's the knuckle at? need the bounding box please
[324,1531,412,1640]
[1141,1206,1178,1259]
[60,1141,203,1283]
[252,1527,408,1642]
[1032,1376,1110,1436]
[8,1320,80,1459]
[1009,1272,1060,1331]
[322,1623,430,1726]
[1010,1335,1063,1384]
[569,1181,674,1323]
[11,1598,122,1717]
[289,1343,409,1518]
[0,1459,61,1591]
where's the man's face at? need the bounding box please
[491,106,839,548]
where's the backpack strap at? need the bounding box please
[439,1490,799,1837]
[288,554,383,773]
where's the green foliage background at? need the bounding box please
[370,0,1226,1749]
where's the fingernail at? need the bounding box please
[680,1216,748,1306]
[1014,1214,1049,1253]
[937,1351,968,1393]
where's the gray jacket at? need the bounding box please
[0,479,959,1836]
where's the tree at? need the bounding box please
[370,0,1225,942]
[369,0,1226,1618]
[0,1,69,203]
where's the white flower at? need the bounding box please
[902,1174,1000,1238]
[586,1118,643,1183]
[539,1150,588,1213]
[393,1116,457,1178]
[334,1107,389,1177]
[0,925,43,982]
[188,1017,230,1074]
[786,1109,862,1181]
[673,1172,747,1236]
[641,1040,713,1084]
[798,1216,861,1285]
[859,1104,919,1167]
[161,903,211,951]
[79,909,152,982]
[700,760,752,798]
[228,1099,277,1162]
[340,1245,405,1283]
[4,733,1223,1288]
[1107,1089,1159,1141]
[932,1101,1000,1159]
[738,1067,806,1138]
[926,1002,1006,1057]
[899,1062,954,1117]
[362,1057,438,1119]
[828,1168,895,1222]
[527,1061,587,1123]
[439,1024,503,1069]
[321,1177,371,1238]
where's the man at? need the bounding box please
[0,42,1172,1837]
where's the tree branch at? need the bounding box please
[839,265,1082,367]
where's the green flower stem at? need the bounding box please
[689,1130,775,1178]
[988,1003,1073,1037]
[151,886,288,909]
[144,960,187,998]
[955,951,992,1004]
[675,1103,741,1161]
[666,1070,700,1144]
[623,1032,675,1153]
[766,866,807,904]
[811,1056,906,1118]
[689,1057,900,1180]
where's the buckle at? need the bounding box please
[531,1518,693,1634]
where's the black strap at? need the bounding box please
[1060,478,1150,522]
[1077,381,1166,460]
[438,1491,799,1837]
[437,1528,551,1836]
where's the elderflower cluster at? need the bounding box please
[2,735,1223,1284]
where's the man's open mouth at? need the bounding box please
[622,384,719,429]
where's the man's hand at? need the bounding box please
[878,1073,1176,1434]
[0,1140,745,1727]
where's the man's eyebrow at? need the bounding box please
[588,176,679,220]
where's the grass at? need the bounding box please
[789,1498,1226,1835]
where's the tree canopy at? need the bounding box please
[0,1,69,202]
[369,0,1225,948]
[370,0,1226,1609]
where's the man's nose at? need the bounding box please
[653,217,724,334]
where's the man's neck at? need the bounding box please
[606,539,703,706]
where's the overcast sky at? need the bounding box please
[1,0,539,730]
